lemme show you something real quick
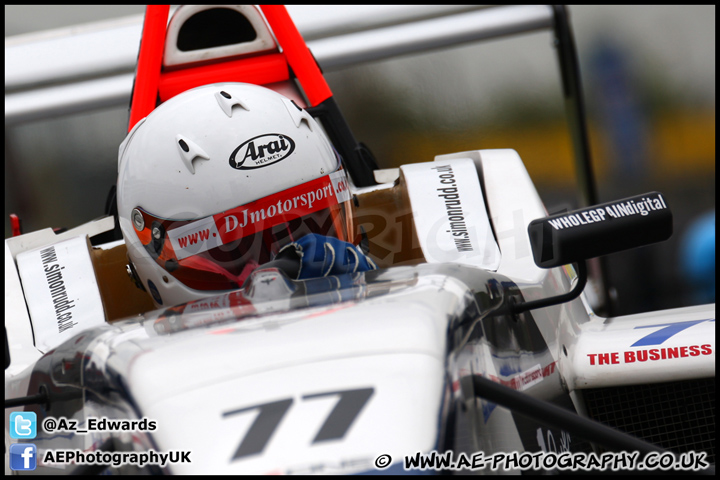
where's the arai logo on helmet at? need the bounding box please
[229,134,295,170]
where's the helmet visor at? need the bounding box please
[132,170,352,291]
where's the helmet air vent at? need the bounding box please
[215,91,249,118]
[176,134,210,174]
[282,98,314,132]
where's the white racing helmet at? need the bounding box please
[117,83,353,307]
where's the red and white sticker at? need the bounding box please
[587,344,713,365]
[489,362,556,391]
[168,171,350,260]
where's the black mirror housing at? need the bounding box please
[528,192,672,268]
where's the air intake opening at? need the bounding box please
[582,378,715,464]
[177,8,257,52]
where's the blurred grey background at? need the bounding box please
[5,5,715,315]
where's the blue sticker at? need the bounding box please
[631,319,712,347]
[148,280,163,305]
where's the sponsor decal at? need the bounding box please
[15,235,106,353]
[489,363,555,391]
[329,169,351,203]
[483,362,557,422]
[167,171,349,260]
[587,345,713,365]
[39,245,78,334]
[547,193,667,231]
[229,133,295,169]
[401,158,501,270]
[434,164,473,253]
[630,319,711,346]
[586,319,714,366]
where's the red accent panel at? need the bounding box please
[260,5,332,106]
[9,214,22,237]
[158,54,290,102]
[128,5,170,131]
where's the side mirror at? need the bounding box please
[528,192,672,269]
[510,192,671,315]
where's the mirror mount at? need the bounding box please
[510,260,587,315]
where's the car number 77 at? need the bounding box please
[223,387,374,460]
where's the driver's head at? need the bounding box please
[117,83,353,307]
